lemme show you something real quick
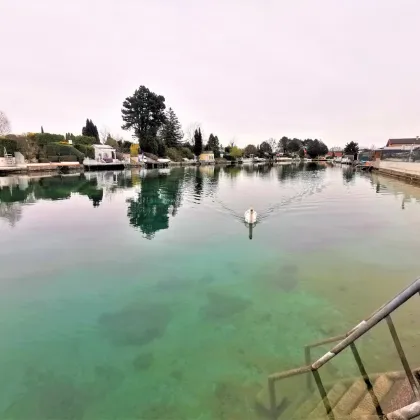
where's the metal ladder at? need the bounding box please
[3,148,14,166]
[265,278,420,420]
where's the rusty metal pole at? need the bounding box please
[268,377,276,419]
[304,346,313,391]
[386,315,420,400]
[350,342,383,417]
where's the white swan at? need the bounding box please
[244,208,257,224]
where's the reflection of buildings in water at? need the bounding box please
[198,165,214,177]
[84,170,134,194]
[371,173,420,208]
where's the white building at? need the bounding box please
[84,144,124,169]
[93,144,117,162]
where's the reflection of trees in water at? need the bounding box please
[182,166,221,202]
[223,165,242,179]
[206,165,221,196]
[254,164,272,177]
[342,167,355,184]
[0,202,22,227]
[242,165,256,177]
[127,168,185,239]
[276,163,305,181]
[0,174,105,226]
[33,175,104,206]
[306,162,327,172]
[194,167,203,199]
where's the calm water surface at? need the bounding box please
[1,163,420,419]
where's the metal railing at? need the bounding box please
[267,277,420,419]
[3,147,15,166]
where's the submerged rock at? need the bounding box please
[99,303,170,346]
[92,365,124,397]
[155,276,192,292]
[170,369,184,381]
[201,292,251,321]
[264,263,300,292]
[4,373,90,420]
[211,380,260,420]
[225,261,241,275]
[200,273,216,284]
[133,352,154,371]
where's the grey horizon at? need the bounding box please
[1,0,419,148]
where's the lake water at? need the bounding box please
[1,163,420,419]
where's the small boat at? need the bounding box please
[244,208,257,224]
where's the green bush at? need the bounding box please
[33,133,64,146]
[74,144,95,159]
[38,158,50,163]
[180,147,194,159]
[43,143,84,163]
[74,135,97,145]
[48,156,59,162]
[166,147,183,162]
[166,147,194,161]
[0,138,18,156]
[59,155,78,162]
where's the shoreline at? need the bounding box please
[371,160,420,186]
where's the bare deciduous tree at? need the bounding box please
[0,111,11,136]
[100,126,110,144]
[267,137,277,153]
[184,122,202,145]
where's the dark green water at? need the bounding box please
[1,164,420,419]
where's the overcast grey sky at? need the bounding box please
[1,0,419,147]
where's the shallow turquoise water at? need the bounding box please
[1,164,420,419]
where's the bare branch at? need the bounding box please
[184,122,202,144]
[100,126,110,144]
[0,111,11,136]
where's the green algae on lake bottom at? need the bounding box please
[98,302,171,346]
[201,291,251,321]
[133,352,154,371]
[2,166,420,419]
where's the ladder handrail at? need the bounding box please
[312,277,420,369]
[267,277,420,416]
[306,276,420,353]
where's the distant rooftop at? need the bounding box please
[387,138,420,146]
[93,144,114,149]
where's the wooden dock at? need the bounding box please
[0,162,82,174]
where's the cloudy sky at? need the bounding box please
[1,0,419,148]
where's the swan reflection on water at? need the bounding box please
[245,221,256,240]
[244,208,258,240]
